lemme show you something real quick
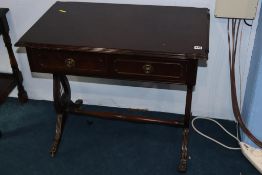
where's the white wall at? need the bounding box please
[0,0,260,120]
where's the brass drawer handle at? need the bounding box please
[143,64,153,74]
[65,58,76,68]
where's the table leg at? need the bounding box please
[1,20,28,104]
[178,85,193,172]
[14,69,28,103]
[50,75,71,157]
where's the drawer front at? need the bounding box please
[27,48,108,75]
[112,58,188,83]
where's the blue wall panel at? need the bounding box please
[242,8,262,147]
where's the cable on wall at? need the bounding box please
[244,19,253,27]
[192,19,262,149]
[227,18,262,148]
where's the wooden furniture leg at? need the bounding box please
[50,75,71,157]
[0,17,28,103]
[178,85,193,172]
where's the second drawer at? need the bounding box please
[112,58,188,82]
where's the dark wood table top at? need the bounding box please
[16,2,209,58]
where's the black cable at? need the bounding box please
[244,19,252,27]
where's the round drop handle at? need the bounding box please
[143,64,154,74]
[65,58,76,69]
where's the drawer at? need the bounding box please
[112,58,188,83]
[27,48,108,75]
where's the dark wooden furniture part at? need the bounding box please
[0,8,28,104]
[16,2,210,173]
[0,8,28,138]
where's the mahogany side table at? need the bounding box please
[16,2,210,172]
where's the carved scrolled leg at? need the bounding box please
[178,86,193,172]
[178,128,190,172]
[50,113,64,157]
[49,74,71,157]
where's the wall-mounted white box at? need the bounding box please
[215,0,259,19]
